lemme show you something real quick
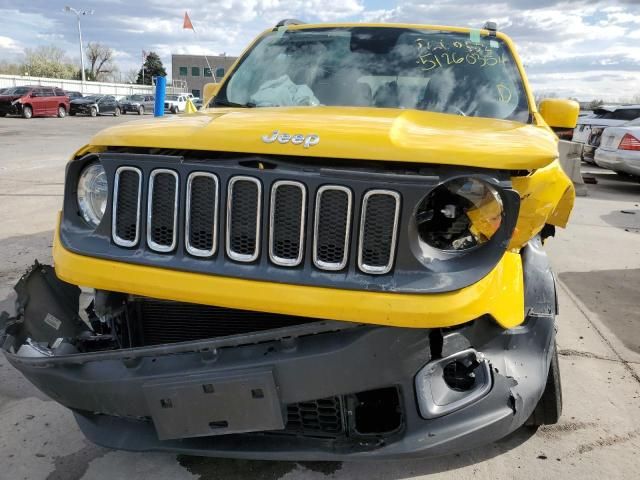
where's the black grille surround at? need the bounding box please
[62,152,521,294]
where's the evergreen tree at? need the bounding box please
[136,52,166,85]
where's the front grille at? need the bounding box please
[269,181,306,266]
[313,186,352,271]
[285,396,344,437]
[108,164,402,275]
[134,299,319,346]
[186,173,218,257]
[226,176,261,262]
[112,167,142,247]
[147,169,178,252]
[358,190,401,274]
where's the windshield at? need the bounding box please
[83,95,101,101]
[128,95,144,101]
[217,27,530,122]
[4,87,31,95]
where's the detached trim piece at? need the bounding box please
[112,166,142,248]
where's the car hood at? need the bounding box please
[71,98,98,105]
[0,95,22,102]
[89,106,559,170]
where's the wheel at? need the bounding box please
[57,105,66,118]
[0,113,6,117]
[22,105,33,119]
[527,342,562,426]
[90,107,97,117]
[138,106,144,115]
[171,106,178,114]
[114,107,120,117]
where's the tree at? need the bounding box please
[86,42,116,81]
[136,52,166,85]
[23,46,77,79]
[124,68,139,83]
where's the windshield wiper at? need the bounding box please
[212,98,256,108]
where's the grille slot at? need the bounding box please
[285,396,344,437]
[135,299,319,346]
[185,172,219,257]
[269,181,306,266]
[147,169,179,252]
[358,190,401,274]
[313,186,352,271]
[112,167,142,247]
[226,176,261,262]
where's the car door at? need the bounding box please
[99,96,114,114]
[30,88,47,116]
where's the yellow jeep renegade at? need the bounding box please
[1,21,578,459]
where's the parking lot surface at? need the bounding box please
[0,116,639,480]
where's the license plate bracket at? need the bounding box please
[143,368,283,440]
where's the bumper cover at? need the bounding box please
[1,265,555,459]
[595,148,640,176]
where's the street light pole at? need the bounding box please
[64,6,94,88]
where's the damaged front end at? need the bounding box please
[1,246,558,460]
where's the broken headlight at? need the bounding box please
[77,163,107,228]
[415,178,503,251]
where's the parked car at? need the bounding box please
[594,120,640,177]
[65,91,83,100]
[0,85,69,118]
[2,21,578,461]
[121,94,155,115]
[69,95,121,117]
[164,93,194,113]
[572,105,640,162]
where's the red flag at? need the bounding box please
[183,11,194,30]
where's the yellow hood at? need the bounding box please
[90,107,558,170]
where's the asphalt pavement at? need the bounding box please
[0,116,639,480]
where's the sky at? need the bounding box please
[1,0,640,101]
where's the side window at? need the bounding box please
[191,66,200,77]
[41,88,54,97]
[179,67,188,76]
[32,88,45,97]
[54,88,65,97]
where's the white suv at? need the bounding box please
[164,93,194,114]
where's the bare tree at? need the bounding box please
[123,68,139,84]
[86,42,115,81]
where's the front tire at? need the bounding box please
[138,106,144,115]
[527,342,562,426]
[57,106,66,118]
[22,105,33,119]
[114,107,120,117]
[171,106,178,114]
[90,107,97,117]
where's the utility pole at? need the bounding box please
[64,6,94,89]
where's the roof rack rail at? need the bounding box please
[274,19,305,29]
[483,21,498,36]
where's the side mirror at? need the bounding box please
[203,82,220,106]
[539,98,579,129]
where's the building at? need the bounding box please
[171,54,238,98]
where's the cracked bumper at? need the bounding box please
[2,268,555,459]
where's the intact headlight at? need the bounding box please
[415,178,503,252]
[77,163,108,227]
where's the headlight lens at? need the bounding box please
[416,178,503,251]
[77,163,108,227]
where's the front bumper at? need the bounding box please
[595,148,640,176]
[52,217,525,330]
[2,286,555,460]
[0,101,21,115]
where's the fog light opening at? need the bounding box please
[442,355,481,392]
[349,387,403,435]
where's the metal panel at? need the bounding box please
[112,166,142,247]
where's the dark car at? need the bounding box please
[69,95,121,117]
[0,85,70,118]
[65,91,83,100]
[121,94,155,115]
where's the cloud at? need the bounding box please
[1,0,639,100]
